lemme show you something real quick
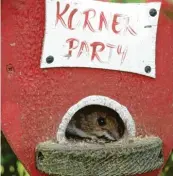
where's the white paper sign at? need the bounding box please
[41,0,161,78]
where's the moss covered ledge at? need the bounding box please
[36,136,164,176]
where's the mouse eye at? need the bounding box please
[97,117,106,126]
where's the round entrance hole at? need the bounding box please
[57,95,136,144]
[65,105,126,143]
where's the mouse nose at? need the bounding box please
[108,130,120,141]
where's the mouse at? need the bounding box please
[65,105,125,142]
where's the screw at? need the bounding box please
[149,9,157,17]
[46,56,54,64]
[145,66,151,73]
[6,64,15,73]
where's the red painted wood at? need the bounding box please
[2,0,173,175]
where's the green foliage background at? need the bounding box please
[1,132,29,176]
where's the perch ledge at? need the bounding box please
[36,136,164,176]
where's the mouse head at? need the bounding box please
[89,111,125,141]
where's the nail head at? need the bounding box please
[145,66,151,73]
[6,64,15,73]
[46,56,54,64]
[149,8,157,17]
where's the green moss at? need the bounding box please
[36,137,164,176]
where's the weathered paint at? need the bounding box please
[1,0,173,176]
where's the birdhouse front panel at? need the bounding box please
[2,0,173,176]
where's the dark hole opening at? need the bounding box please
[159,150,163,159]
[65,105,125,143]
[37,152,44,161]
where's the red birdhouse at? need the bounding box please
[2,0,173,176]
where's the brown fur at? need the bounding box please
[66,105,125,141]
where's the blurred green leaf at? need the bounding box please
[1,154,16,165]
[17,161,30,176]
[160,151,173,176]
